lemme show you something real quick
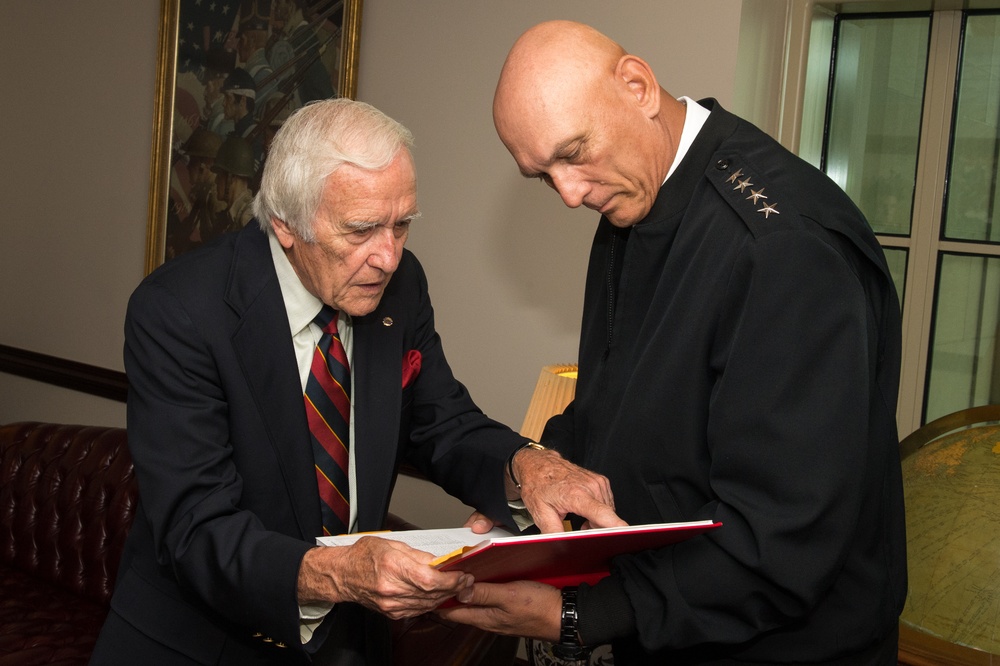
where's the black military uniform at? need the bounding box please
[543,100,906,665]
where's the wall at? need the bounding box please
[1,1,756,527]
[1,1,157,426]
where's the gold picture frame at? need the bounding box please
[144,0,363,274]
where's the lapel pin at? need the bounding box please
[382,317,394,327]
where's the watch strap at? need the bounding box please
[506,441,546,490]
[551,586,591,660]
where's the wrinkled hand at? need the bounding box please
[463,510,495,534]
[514,447,627,532]
[298,537,472,619]
[437,581,562,641]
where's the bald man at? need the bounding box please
[440,21,906,666]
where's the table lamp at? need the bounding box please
[520,364,578,442]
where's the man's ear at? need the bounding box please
[271,217,296,249]
[617,55,660,119]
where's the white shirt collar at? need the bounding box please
[268,231,324,336]
[665,96,711,182]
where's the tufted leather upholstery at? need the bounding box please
[0,422,135,665]
[0,421,517,665]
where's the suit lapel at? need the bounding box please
[225,225,321,539]
[352,292,404,531]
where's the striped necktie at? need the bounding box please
[304,306,351,536]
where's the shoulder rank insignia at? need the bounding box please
[709,157,793,235]
[724,164,779,217]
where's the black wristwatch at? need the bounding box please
[551,586,592,661]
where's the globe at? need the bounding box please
[899,421,1000,657]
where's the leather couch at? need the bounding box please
[0,421,517,665]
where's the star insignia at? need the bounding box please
[733,177,753,193]
[746,188,767,204]
[726,168,744,184]
[758,202,780,218]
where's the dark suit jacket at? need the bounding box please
[92,224,525,664]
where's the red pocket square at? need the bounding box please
[402,349,422,388]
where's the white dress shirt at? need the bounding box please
[268,232,355,641]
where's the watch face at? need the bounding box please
[529,639,612,665]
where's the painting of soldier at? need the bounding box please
[158,0,361,263]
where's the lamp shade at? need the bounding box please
[519,364,578,442]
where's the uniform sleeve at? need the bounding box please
[539,400,577,455]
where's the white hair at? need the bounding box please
[253,98,414,241]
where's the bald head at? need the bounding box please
[495,22,623,115]
[493,21,684,227]
[494,23,625,151]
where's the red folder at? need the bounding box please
[435,520,721,589]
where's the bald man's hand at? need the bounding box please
[437,580,562,641]
[510,446,627,533]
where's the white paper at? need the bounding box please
[316,526,515,558]
[316,520,717,557]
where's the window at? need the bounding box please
[806,8,1000,432]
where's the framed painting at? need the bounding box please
[144,0,363,273]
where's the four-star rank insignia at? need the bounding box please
[714,159,782,227]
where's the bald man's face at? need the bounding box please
[494,58,663,228]
[494,79,662,227]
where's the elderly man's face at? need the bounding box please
[275,150,417,317]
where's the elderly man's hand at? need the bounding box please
[512,446,627,532]
[463,510,496,534]
[437,580,563,641]
[298,537,473,619]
